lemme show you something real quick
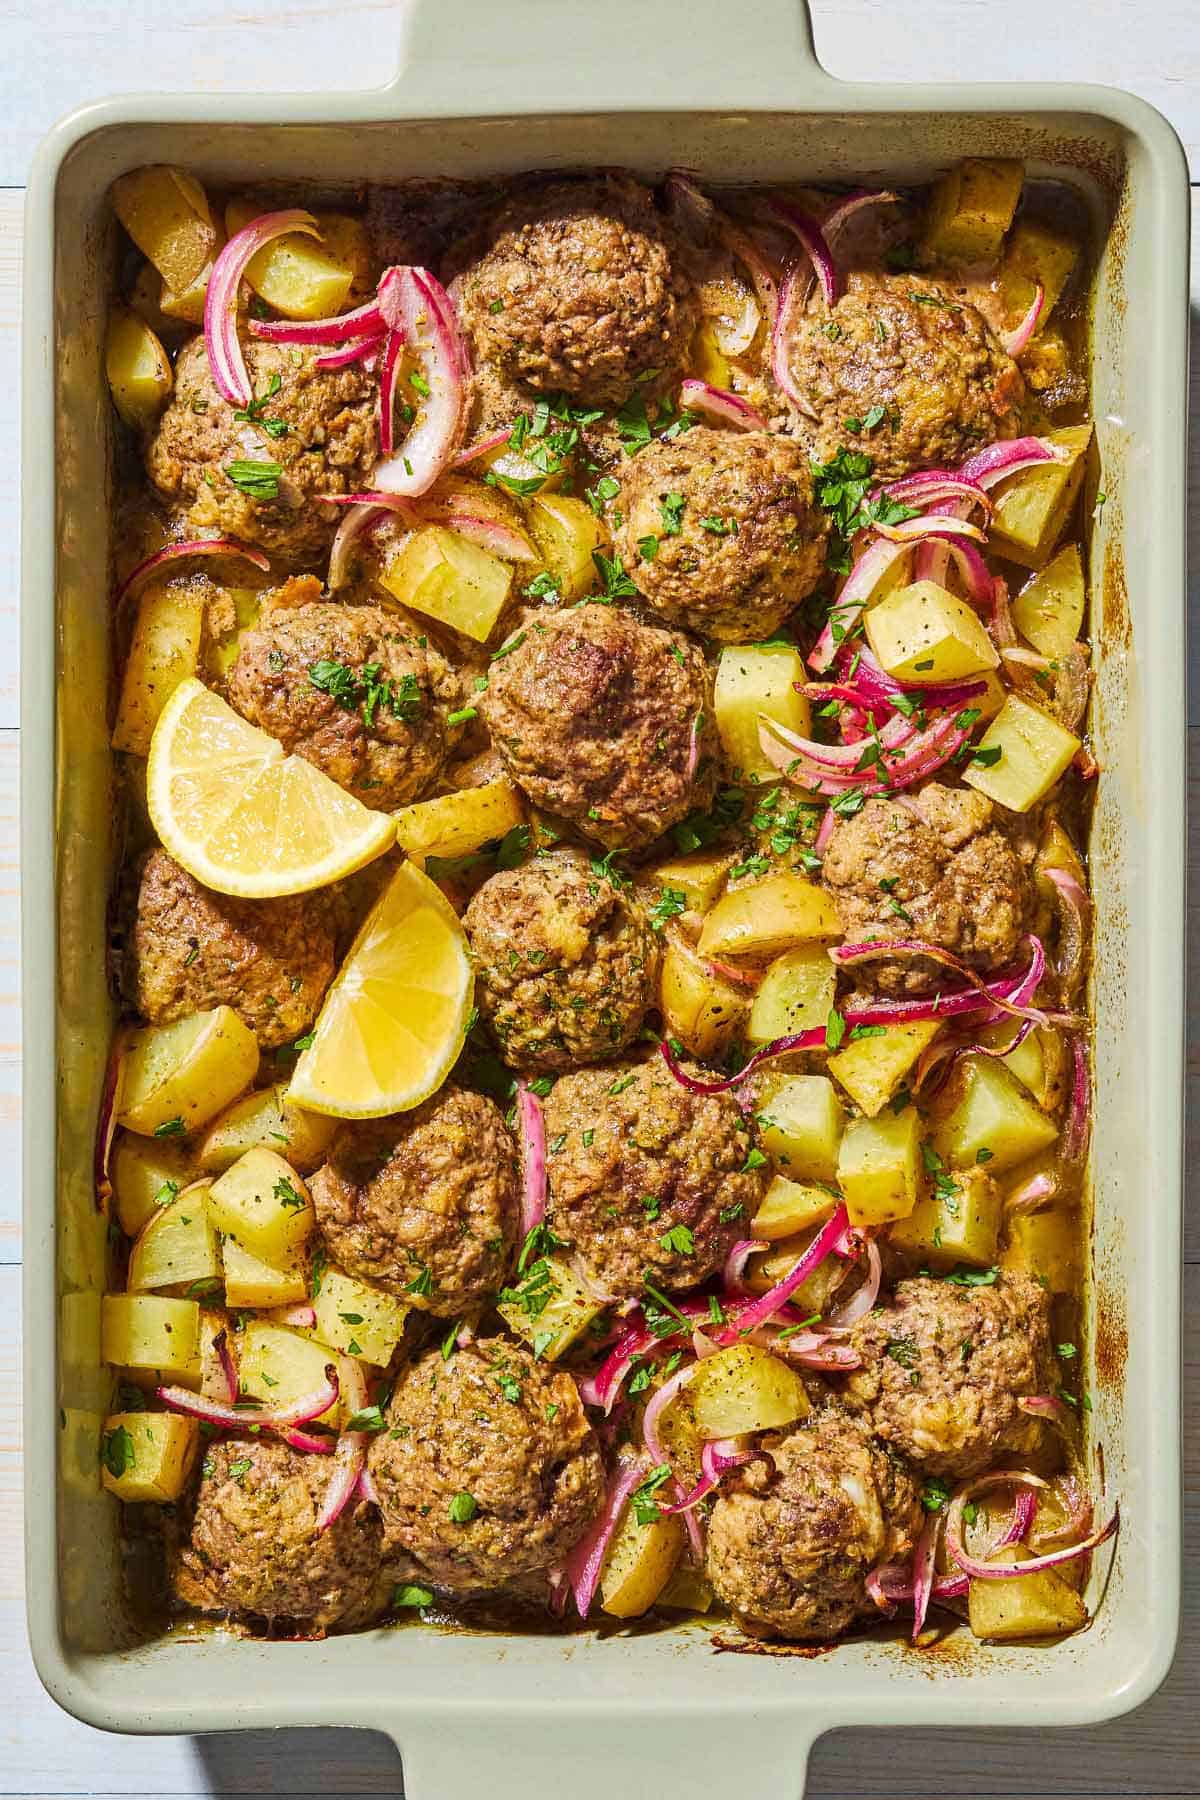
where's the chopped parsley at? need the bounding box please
[920,1476,952,1513]
[345,1405,387,1434]
[101,1424,135,1479]
[394,1583,434,1608]
[659,1224,695,1257]
[649,886,688,931]
[631,1462,674,1526]
[274,1176,305,1212]
[448,1492,478,1524]
[224,458,283,500]
[591,549,639,600]
[659,492,686,535]
[153,1117,186,1139]
[232,373,288,440]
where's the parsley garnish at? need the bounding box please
[225,458,283,500]
[102,1424,135,1479]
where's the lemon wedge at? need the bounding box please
[146,678,396,898]
[286,859,474,1117]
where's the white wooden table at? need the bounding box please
[2,3,1196,1793]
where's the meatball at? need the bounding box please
[615,429,829,642]
[457,176,697,407]
[463,848,660,1071]
[145,337,378,565]
[367,1337,604,1591]
[843,1273,1058,1478]
[170,1438,383,1632]
[785,273,1023,478]
[542,1055,765,1300]
[309,1086,518,1314]
[820,782,1034,995]
[131,850,335,1049]
[479,603,714,851]
[705,1408,922,1641]
[226,587,459,808]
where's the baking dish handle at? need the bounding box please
[388,0,835,114]
[392,1711,816,1798]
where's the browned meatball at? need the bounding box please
[785,273,1023,478]
[615,428,828,642]
[367,1337,604,1591]
[543,1056,765,1300]
[843,1273,1058,1478]
[226,589,459,808]
[479,603,714,851]
[820,782,1034,995]
[705,1408,922,1641]
[308,1086,519,1315]
[170,1437,383,1632]
[463,848,660,1071]
[457,176,697,407]
[131,850,335,1049]
[145,337,378,565]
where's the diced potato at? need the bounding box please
[128,1182,220,1295]
[526,495,608,601]
[888,1164,1002,1269]
[659,933,749,1060]
[222,1237,309,1309]
[744,1230,847,1314]
[101,1411,200,1504]
[207,1148,315,1265]
[713,644,811,782]
[382,527,514,643]
[687,1343,810,1438]
[111,582,204,756]
[987,425,1092,569]
[963,694,1081,814]
[225,198,354,322]
[236,1323,341,1425]
[105,307,173,430]
[600,1500,685,1620]
[657,1560,715,1613]
[974,1022,1060,1109]
[698,873,841,960]
[1000,218,1081,324]
[865,580,1000,684]
[921,158,1024,267]
[748,945,836,1044]
[196,1082,337,1176]
[110,1132,195,1237]
[101,1293,200,1378]
[648,849,731,916]
[932,1055,1059,1173]
[1011,544,1085,661]
[837,1106,924,1227]
[128,259,189,343]
[393,780,526,865]
[116,1008,260,1137]
[751,1175,838,1243]
[1036,818,1086,893]
[757,1075,846,1184]
[312,1266,409,1365]
[968,1544,1087,1640]
[827,1020,943,1118]
[1001,1205,1080,1293]
[312,212,377,300]
[111,165,217,293]
[159,246,221,326]
[497,1253,605,1361]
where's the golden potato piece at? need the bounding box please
[963,695,1081,815]
[394,780,526,866]
[698,873,841,960]
[237,1323,342,1425]
[221,1238,309,1309]
[687,1343,810,1438]
[659,932,749,1060]
[110,1132,195,1238]
[207,1147,315,1267]
[127,1181,220,1294]
[932,1054,1059,1173]
[101,1411,200,1504]
[225,197,354,322]
[382,527,514,644]
[837,1106,923,1227]
[105,306,173,430]
[713,643,811,783]
[526,494,609,601]
[196,1081,337,1176]
[312,1266,410,1366]
[111,165,217,294]
[100,1293,200,1378]
[497,1253,604,1361]
[111,581,203,757]
[116,1009,260,1138]
[968,1545,1088,1640]
[600,1500,685,1620]
[921,158,1024,267]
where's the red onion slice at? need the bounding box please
[1044,866,1090,995]
[871,514,987,547]
[716,1204,849,1342]
[515,1081,548,1239]
[210,1328,238,1408]
[808,535,916,672]
[722,1238,769,1296]
[248,283,391,346]
[824,1236,882,1329]
[269,1303,318,1329]
[822,188,903,244]
[316,1360,368,1532]
[453,428,512,468]
[679,378,767,432]
[910,1507,941,1640]
[769,199,839,307]
[758,707,974,797]
[356,1465,381,1506]
[204,209,321,406]
[959,435,1066,491]
[93,1038,124,1210]
[660,1030,825,1097]
[831,935,1063,1030]
[1018,1394,1078,1431]
[1000,284,1046,358]
[378,329,406,458]
[158,1365,338,1431]
[373,268,470,496]
[563,1454,649,1619]
[114,538,271,609]
[1005,1171,1059,1215]
[945,1470,1116,1581]
[770,263,819,418]
[417,500,537,562]
[278,1428,336,1455]
[1062,1035,1091,1164]
[313,332,387,372]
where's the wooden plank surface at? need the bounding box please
[3,2,1198,1792]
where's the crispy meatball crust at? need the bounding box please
[821,782,1034,995]
[705,1408,922,1641]
[786,273,1023,479]
[367,1337,604,1591]
[308,1087,519,1315]
[615,428,829,642]
[131,850,335,1049]
[463,847,661,1071]
[170,1438,383,1632]
[145,338,378,565]
[226,589,460,808]
[479,602,715,851]
[458,176,698,407]
[542,1055,765,1300]
[843,1274,1058,1478]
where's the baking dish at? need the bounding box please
[20,0,1188,1789]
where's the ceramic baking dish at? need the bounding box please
[20,0,1189,1789]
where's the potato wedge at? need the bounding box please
[222,1238,309,1309]
[1000,218,1080,324]
[837,1106,923,1227]
[932,1055,1059,1173]
[713,643,811,782]
[225,198,354,321]
[888,1164,1002,1269]
[101,1293,200,1378]
[116,1009,260,1138]
[159,243,222,326]
[127,1181,220,1295]
[101,1411,200,1504]
[394,779,526,866]
[698,873,841,960]
[312,1266,410,1365]
[1001,1205,1080,1293]
[111,581,204,756]
[963,695,1081,814]
[757,1075,845,1183]
[865,580,999,684]
[657,1560,715,1613]
[196,1081,337,1176]
[920,158,1024,267]
[383,527,514,642]
[526,494,609,601]
[600,1500,685,1620]
[743,1232,848,1313]
[105,307,173,431]
[111,165,217,293]
[751,1175,838,1243]
[659,932,749,1060]
[497,1253,605,1361]
[748,944,836,1044]
[236,1323,342,1425]
[648,849,731,917]
[207,1148,315,1266]
[110,1132,196,1238]
[686,1343,809,1438]
[987,425,1091,569]
[968,1544,1087,1640]
[1011,544,1085,661]
[827,1020,943,1118]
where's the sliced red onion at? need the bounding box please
[204,209,321,406]
[910,1507,941,1640]
[1018,1394,1078,1430]
[759,707,976,797]
[692,1327,720,1360]
[416,500,537,562]
[210,1328,238,1408]
[452,427,512,468]
[958,436,1066,491]
[814,808,837,856]
[715,1204,849,1342]
[1030,1475,1093,1549]
[701,955,760,992]
[767,1335,862,1371]
[866,1562,969,1613]
[769,199,839,307]
[1044,866,1090,995]
[356,1465,381,1506]
[515,1080,547,1239]
[313,333,386,372]
[679,379,767,432]
[1005,1171,1059,1215]
[824,1236,882,1328]
[373,268,469,496]
[158,1365,338,1431]
[546,1566,570,1617]
[723,1238,769,1296]
[986,1484,1039,1554]
[576,1320,649,1413]
[871,514,987,547]
[945,1470,1116,1581]
[642,1361,701,1471]
[93,1038,123,1210]
[660,1030,825,1097]
[831,935,1063,1030]
[1062,1036,1091,1163]
[378,329,406,458]
[277,1428,336,1455]
[762,706,920,773]
[1000,283,1045,358]
[324,498,408,590]
[563,1454,649,1619]
[808,536,916,672]
[316,1360,368,1532]
[665,172,779,332]
[913,1016,1035,1097]
[269,1303,318,1329]
[248,284,391,346]
[665,1436,755,1516]
[770,263,818,418]
[114,538,271,609]
[882,471,992,516]
[822,189,902,245]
